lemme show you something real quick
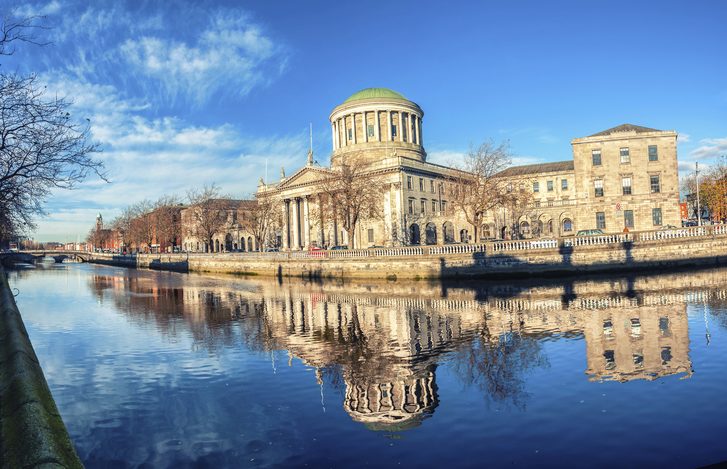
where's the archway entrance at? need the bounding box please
[225,234,233,252]
[459,229,469,243]
[443,222,455,243]
[425,222,437,245]
[409,224,421,245]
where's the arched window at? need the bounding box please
[247,237,254,252]
[443,222,455,243]
[214,239,220,252]
[520,221,530,235]
[481,224,492,239]
[547,220,553,234]
[425,222,437,245]
[225,233,233,252]
[562,218,573,233]
[460,229,469,243]
[240,237,246,251]
[409,224,421,245]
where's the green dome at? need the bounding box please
[343,88,409,103]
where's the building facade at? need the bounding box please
[180,199,259,253]
[260,89,681,249]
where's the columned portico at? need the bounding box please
[282,200,290,250]
[303,196,310,248]
[292,198,301,249]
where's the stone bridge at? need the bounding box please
[0,250,90,267]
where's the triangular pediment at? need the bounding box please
[278,166,332,189]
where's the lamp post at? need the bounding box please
[696,162,701,227]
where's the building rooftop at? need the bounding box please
[343,88,409,103]
[588,124,661,137]
[496,160,574,177]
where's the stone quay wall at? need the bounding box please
[0,268,83,468]
[79,226,727,280]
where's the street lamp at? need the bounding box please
[696,162,701,227]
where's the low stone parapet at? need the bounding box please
[0,269,83,468]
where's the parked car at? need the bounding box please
[265,247,280,252]
[367,245,386,249]
[576,229,604,236]
[329,245,348,250]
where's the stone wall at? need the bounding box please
[0,269,82,468]
[79,234,727,280]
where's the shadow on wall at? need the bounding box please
[438,240,726,310]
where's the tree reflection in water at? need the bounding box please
[451,317,548,408]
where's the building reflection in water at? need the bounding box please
[87,268,727,431]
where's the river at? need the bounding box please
[8,263,727,468]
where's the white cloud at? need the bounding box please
[689,137,727,160]
[31,74,308,241]
[119,12,286,106]
[677,133,690,143]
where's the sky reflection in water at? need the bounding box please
[9,264,727,468]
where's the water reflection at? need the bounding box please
[82,267,727,431]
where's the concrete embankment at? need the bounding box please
[0,269,83,468]
[82,233,727,280]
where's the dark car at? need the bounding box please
[329,245,348,250]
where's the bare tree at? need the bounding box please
[151,195,183,251]
[319,154,384,249]
[186,185,230,252]
[446,141,513,242]
[245,191,280,250]
[0,14,104,242]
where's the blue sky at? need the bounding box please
[4,0,726,241]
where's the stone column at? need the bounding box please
[417,117,423,147]
[292,198,300,249]
[398,111,403,142]
[331,123,336,150]
[303,196,310,248]
[351,114,356,144]
[393,182,403,246]
[282,199,289,250]
[317,194,325,247]
[387,110,392,141]
[362,111,367,143]
[383,185,392,245]
[375,110,381,142]
[414,115,420,146]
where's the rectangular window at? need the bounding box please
[620,147,630,164]
[594,179,604,197]
[561,179,568,190]
[367,228,374,243]
[624,210,634,228]
[407,176,412,190]
[622,176,632,195]
[592,149,602,166]
[596,212,606,229]
[367,124,374,137]
[547,180,554,192]
[420,199,426,214]
[533,181,540,193]
[408,199,414,214]
[391,125,397,139]
[652,208,662,226]
[650,175,660,193]
[430,180,435,193]
[348,128,352,140]
[432,200,437,212]
[648,145,658,161]
[441,200,447,213]
[419,178,424,191]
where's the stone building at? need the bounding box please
[258,88,472,250]
[180,199,258,253]
[260,89,681,248]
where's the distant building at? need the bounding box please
[180,199,258,252]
